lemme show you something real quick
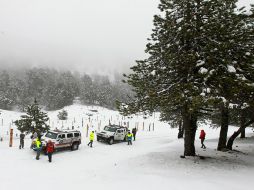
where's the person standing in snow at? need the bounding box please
[127,131,133,145]
[132,127,137,141]
[30,131,38,149]
[199,129,206,149]
[35,137,42,160]
[19,132,25,149]
[87,131,95,148]
[46,140,54,163]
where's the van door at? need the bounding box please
[56,134,66,148]
[115,129,124,141]
[66,133,74,146]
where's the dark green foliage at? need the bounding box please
[0,70,13,109]
[57,110,68,120]
[0,68,133,111]
[118,0,254,155]
[15,100,50,134]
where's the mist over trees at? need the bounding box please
[0,68,133,111]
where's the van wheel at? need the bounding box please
[71,143,79,151]
[108,138,114,145]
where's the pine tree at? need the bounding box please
[57,110,68,120]
[118,0,254,156]
[15,99,50,135]
[200,1,254,150]
[0,70,13,109]
[119,0,216,156]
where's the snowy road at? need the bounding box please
[1,129,254,190]
[0,105,254,190]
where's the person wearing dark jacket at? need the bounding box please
[199,129,206,149]
[46,140,54,163]
[132,128,137,141]
[19,132,25,149]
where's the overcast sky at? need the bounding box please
[0,0,252,75]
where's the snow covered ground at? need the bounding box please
[0,104,254,190]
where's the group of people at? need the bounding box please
[19,132,55,163]
[33,135,54,162]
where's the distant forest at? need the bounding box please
[0,68,133,111]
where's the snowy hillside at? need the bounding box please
[0,104,254,190]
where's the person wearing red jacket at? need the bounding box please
[199,129,206,149]
[46,140,54,163]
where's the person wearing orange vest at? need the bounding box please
[87,131,95,148]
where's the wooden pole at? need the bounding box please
[86,124,89,137]
[9,129,13,147]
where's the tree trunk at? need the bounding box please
[217,104,229,151]
[178,119,184,139]
[227,119,254,150]
[240,128,245,138]
[183,110,197,156]
[240,110,246,138]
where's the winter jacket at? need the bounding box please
[127,133,133,141]
[199,130,206,139]
[46,142,54,153]
[132,128,137,135]
[20,133,25,140]
[89,132,95,141]
[35,138,41,149]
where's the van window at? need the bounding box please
[67,133,73,138]
[58,134,66,139]
[74,133,80,137]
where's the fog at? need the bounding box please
[0,0,252,75]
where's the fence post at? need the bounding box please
[9,129,13,147]
[86,124,89,137]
